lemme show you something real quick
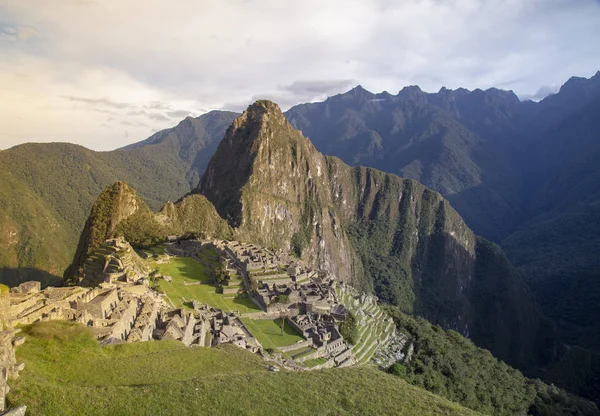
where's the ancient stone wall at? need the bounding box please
[0,291,26,413]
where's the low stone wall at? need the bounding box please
[240,310,284,319]
[222,287,242,295]
[278,340,311,353]
[0,292,26,414]
[294,348,323,363]
[252,273,288,280]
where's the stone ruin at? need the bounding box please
[3,235,405,381]
[164,237,361,369]
[0,288,27,415]
[79,237,150,287]
[288,312,353,367]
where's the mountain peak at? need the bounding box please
[397,85,427,103]
[246,99,283,116]
[331,85,374,102]
[221,100,292,151]
[198,100,314,226]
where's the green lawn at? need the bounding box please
[304,357,329,368]
[8,321,480,416]
[291,346,316,359]
[150,255,260,314]
[240,318,305,351]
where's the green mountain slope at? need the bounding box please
[385,308,599,416]
[196,100,558,373]
[503,96,600,351]
[9,321,481,416]
[0,111,237,285]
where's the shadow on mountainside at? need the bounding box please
[0,267,61,289]
[409,229,560,375]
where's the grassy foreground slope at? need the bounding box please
[8,321,479,416]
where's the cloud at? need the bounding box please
[518,85,559,101]
[282,79,356,96]
[61,95,133,109]
[0,25,40,42]
[166,110,193,118]
[17,26,40,41]
[1,0,600,149]
[148,113,170,121]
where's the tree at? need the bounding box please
[339,311,359,345]
[213,261,228,285]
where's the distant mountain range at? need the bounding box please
[285,71,600,353]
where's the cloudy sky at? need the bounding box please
[1,0,599,151]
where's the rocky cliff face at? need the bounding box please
[198,101,357,283]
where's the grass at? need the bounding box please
[150,255,261,313]
[240,318,304,350]
[304,357,329,368]
[291,346,316,360]
[8,321,480,416]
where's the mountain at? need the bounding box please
[71,100,560,375]
[284,72,600,354]
[65,181,231,282]
[285,85,525,242]
[503,94,600,352]
[0,110,237,286]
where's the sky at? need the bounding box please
[1,0,599,151]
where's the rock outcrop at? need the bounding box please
[0,290,26,414]
[65,182,231,283]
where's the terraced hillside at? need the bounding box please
[336,283,396,365]
[80,238,150,287]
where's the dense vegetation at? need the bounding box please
[286,72,600,403]
[385,307,599,416]
[8,321,480,416]
[0,111,237,286]
[339,311,359,345]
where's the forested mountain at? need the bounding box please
[285,72,600,355]
[0,111,237,286]
[285,84,525,242]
